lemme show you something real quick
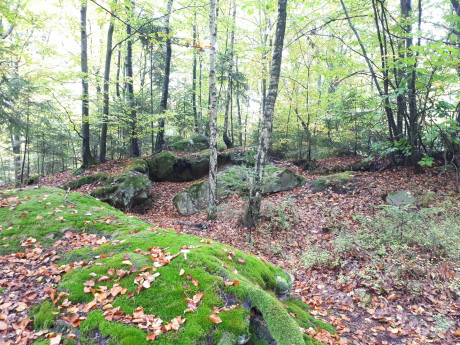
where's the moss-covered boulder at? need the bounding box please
[171,134,210,152]
[62,159,152,210]
[63,172,111,190]
[147,149,257,183]
[147,151,177,181]
[173,166,306,216]
[0,187,332,344]
[91,171,152,209]
[311,171,354,193]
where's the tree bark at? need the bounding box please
[236,57,243,146]
[207,0,218,220]
[99,6,116,163]
[223,0,236,149]
[81,0,94,169]
[192,9,199,133]
[155,0,174,151]
[243,0,287,228]
[126,3,140,157]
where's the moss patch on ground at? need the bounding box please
[1,187,332,344]
[311,171,354,193]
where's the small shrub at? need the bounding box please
[259,198,297,234]
[312,171,354,193]
[302,244,333,269]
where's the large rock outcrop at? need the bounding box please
[173,165,306,216]
[147,148,257,182]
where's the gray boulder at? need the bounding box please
[386,190,416,206]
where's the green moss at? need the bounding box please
[3,187,331,345]
[64,173,111,190]
[30,301,59,330]
[284,298,334,333]
[312,171,354,193]
[90,185,118,198]
[127,158,149,174]
[72,167,85,176]
[0,187,144,254]
[148,151,177,181]
[171,135,209,152]
[24,174,41,185]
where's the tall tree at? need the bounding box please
[99,4,116,163]
[80,0,94,168]
[207,0,218,220]
[242,0,287,228]
[155,0,174,151]
[223,0,236,149]
[126,2,140,157]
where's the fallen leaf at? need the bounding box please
[209,314,222,324]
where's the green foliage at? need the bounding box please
[418,157,434,167]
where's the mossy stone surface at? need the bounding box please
[91,171,151,210]
[170,134,209,152]
[63,172,111,190]
[147,151,177,181]
[311,172,354,193]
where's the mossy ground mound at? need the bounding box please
[0,187,332,345]
[311,172,354,193]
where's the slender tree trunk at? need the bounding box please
[207,0,218,220]
[99,6,116,163]
[223,0,236,148]
[243,0,287,228]
[156,0,174,151]
[236,58,242,146]
[150,44,155,154]
[11,133,21,183]
[116,49,121,99]
[340,0,397,141]
[20,103,30,183]
[192,10,199,133]
[126,3,140,157]
[81,0,94,168]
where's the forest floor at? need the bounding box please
[4,155,460,345]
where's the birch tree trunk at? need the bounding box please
[99,6,116,163]
[192,9,199,133]
[223,0,236,149]
[155,0,174,151]
[207,0,218,220]
[81,0,94,168]
[242,0,287,228]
